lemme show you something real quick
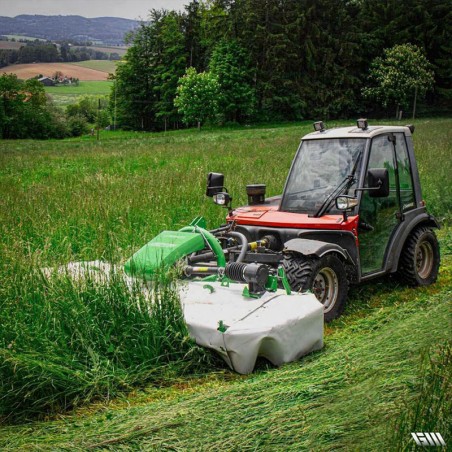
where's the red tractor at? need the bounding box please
[193,120,441,321]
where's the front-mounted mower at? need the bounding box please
[124,120,440,372]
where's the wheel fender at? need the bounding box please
[389,213,441,273]
[284,238,353,264]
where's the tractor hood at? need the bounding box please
[228,205,358,231]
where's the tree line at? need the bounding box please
[112,0,451,131]
[0,40,120,68]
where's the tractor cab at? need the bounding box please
[206,120,440,321]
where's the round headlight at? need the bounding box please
[336,196,349,210]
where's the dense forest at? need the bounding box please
[113,0,451,131]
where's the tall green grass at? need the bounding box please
[0,118,450,426]
[0,266,211,421]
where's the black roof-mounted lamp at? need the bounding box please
[313,121,326,132]
[357,118,368,130]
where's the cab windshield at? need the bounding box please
[280,138,366,214]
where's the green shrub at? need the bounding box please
[67,114,89,137]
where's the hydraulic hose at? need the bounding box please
[225,231,248,263]
[179,225,226,268]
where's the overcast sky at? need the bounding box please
[0,0,188,20]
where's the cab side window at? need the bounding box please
[359,134,399,274]
[394,133,415,211]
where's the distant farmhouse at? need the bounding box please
[37,76,55,86]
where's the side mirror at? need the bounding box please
[368,168,389,198]
[206,172,224,197]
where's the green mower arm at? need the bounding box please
[124,225,226,279]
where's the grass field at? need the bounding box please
[0,41,23,50]
[3,35,46,41]
[45,80,113,95]
[1,62,109,80]
[0,118,450,448]
[71,59,117,73]
[2,60,114,106]
[73,45,128,57]
[44,80,113,106]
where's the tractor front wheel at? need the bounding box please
[398,227,440,286]
[282,254,348,322]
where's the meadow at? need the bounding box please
[0,118,450,449]
[71,60,117,73]
[45,80,113,105]
[3,35,46,41]
[0,41,23,50]
[73,45,128,57]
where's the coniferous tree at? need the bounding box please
[209,39,255,122]
[153,11,187,130]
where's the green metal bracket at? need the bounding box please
[278,266,292,295]
[242,286,260,299]
[189,216,207,229]
[220,276,233,287]
[217,320,229,333]
[265,275,278,292]
[201,274,218,282]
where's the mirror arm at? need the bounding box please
[354,181,382,194]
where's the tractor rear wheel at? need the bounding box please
[282,254,348,322]
[398,227,440,286]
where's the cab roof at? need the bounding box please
[302,125,412,140]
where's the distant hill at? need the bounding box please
[0,15,139,45]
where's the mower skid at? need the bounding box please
[181,281,324,374]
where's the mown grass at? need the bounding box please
[0,118,451,446]
[0,250,450,449]
[71,60,117,73]
[73,45,128,57]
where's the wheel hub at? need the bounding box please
[313,267,338,313]
[416,241,434,279]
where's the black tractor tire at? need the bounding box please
[398,226,440,286]
[282,253,348,322]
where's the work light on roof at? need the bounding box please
[313,121,325,132]
[357,118,368,130]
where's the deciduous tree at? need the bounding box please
[174,67,220,128]
[363,43,434,118]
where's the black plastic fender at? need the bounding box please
[388,213,440,273]
[284,238,353,264]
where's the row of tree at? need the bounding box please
[112,0,451,130]
[0,41,119,68]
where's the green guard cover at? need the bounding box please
[124,230,205,279]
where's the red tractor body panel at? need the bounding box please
[228,205,359,234]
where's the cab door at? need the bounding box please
[358,133,408,275]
